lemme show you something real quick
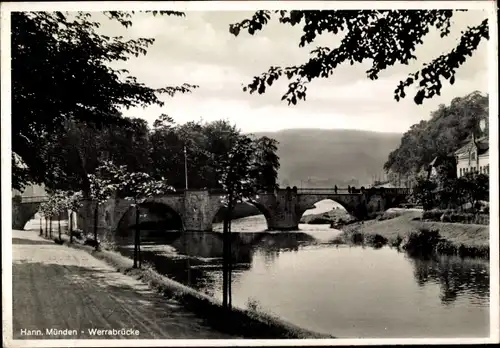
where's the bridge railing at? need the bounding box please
[295,188,351,194]
[295,187,412,195]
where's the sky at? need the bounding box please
[96,9,491,134]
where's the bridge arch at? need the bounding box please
[114,201,184,238]
[296,193,368,224]
[210,200,273,229]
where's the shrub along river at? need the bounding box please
[115,209,490,339]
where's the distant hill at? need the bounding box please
[253,128,402,188]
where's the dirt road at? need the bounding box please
[11,230,234,339]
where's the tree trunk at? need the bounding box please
[45,217,48,238]
[222,215,229,308]
[58,216,61,239]
[185,234,191,286]
[93,202,99,250]
[49,217,52,238]
[135,203,141,268]
[69,212,73,243]
[228,214,233,309]
[133,204,139,268]
[222,193,234,310]
[39,216,43,236]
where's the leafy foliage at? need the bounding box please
[384,91,488,179]
[39,190,68,219]
[33,115,281,200]
[417,171,489,211]
[11,11,197,191]
[229,10,488,105]
[412,176,438,210]
[65,191,84,212]
[101,162,176,202]
[252,136,280,192]
[88,161,121,203]
[213,135,259,208]
[459,172,489,209]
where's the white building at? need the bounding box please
[454,134,489,178]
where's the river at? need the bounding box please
[114,201,490,339]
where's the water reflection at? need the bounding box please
[115,219,489,338]
[118,230,317,281]
[408,254,489,305]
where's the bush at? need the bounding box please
[341,230,365,245]
[364,234,388,248]
[401,228,441,256]
[435,239,456,255]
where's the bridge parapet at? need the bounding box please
[295,188,352,194]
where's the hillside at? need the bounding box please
[383,91,489,177]
[253,128,402,188]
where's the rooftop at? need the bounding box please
[454,135,489,155]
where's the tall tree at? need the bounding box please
[149,114,185,187]
[211,134,263,309]
[42,117,153,194]
[229,10,489,105]
[251,136,280,192]
[11,11,197,191]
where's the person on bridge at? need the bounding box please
[334,185,338,194]
[347,185,351,194]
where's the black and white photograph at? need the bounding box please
[2,1,499,346]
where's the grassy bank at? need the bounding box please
[340,211,490,259]
[51,235,331,339]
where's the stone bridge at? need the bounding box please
[11,195,55,230]
[76,187,411,241]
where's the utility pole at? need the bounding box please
[184,144,188,190]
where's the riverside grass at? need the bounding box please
[52,234,332,339]
[339,211,490,259]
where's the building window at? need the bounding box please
[471,151,476,160]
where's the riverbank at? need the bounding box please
[50,233,332,339]
[339,210,490,258]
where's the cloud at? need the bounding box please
[98,10,489,133]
